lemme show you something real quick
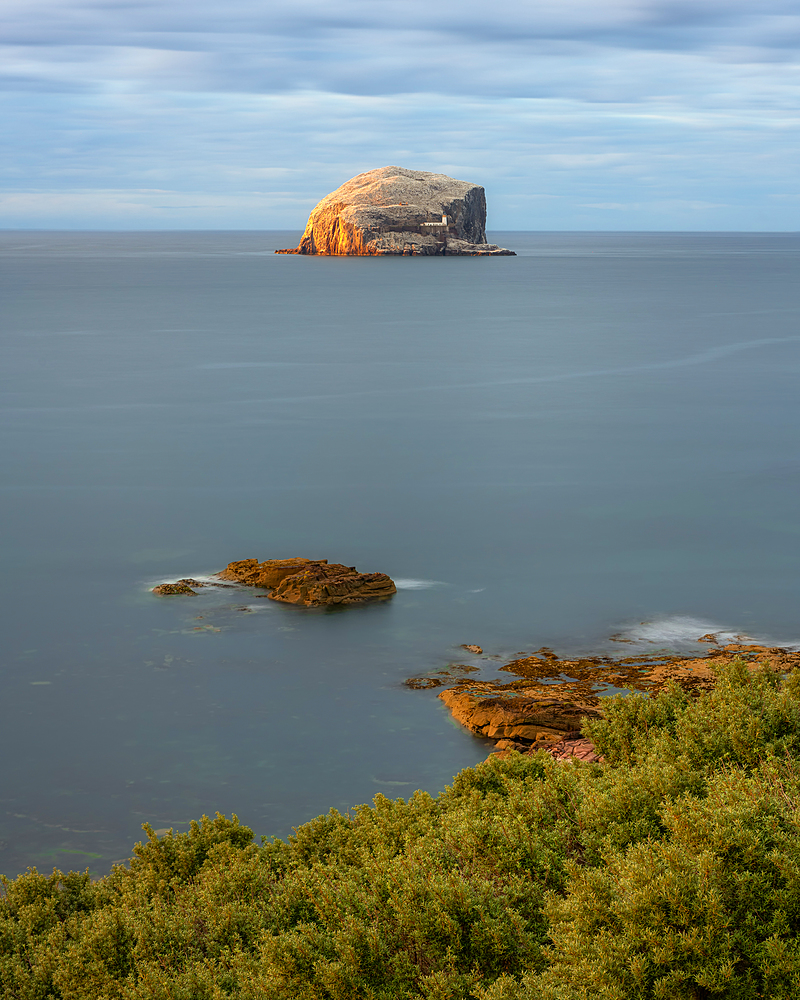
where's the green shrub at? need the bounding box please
[2,661,800,999]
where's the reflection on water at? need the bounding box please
[1,231,799,877]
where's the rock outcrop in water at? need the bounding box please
[218,558,317,589]
[269,562,397,606]
[404,638,800,756]
[218,558,396,607]
[152,581,199,596]
[439,687,601,743]
[276,167,515,257]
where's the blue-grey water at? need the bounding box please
[1,230,799,877]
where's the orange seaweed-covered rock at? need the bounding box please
[218,558,321,588]
[269,562,396,607]
[216,557,396,607]
[438,687,601,743]
[433,637,800,757]
[153,582,197,595]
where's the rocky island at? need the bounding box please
[218,557,396,606]
[153,558,396,605]
[152,557,396,605]
[276,166,515,256]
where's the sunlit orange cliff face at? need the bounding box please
[276,166,515,256]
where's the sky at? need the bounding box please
[1,0,799,230]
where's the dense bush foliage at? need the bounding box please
[3,661,800,999]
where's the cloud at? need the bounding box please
[546,154,630,168]
[0,1,798,101]
[0,1,797,229]
[580,199,729,211]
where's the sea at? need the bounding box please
[1,230,799,878]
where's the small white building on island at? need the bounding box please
[421,214,449,227]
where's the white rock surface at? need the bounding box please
[277,166,515,256]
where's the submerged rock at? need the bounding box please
[152,582,198,595]
[404,677,445,690]
[217,557,396,607]
[276,166,515,257]
[151,577,232,596]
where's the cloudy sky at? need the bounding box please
[1,0,799,229]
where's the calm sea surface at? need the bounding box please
[1,230,799,877]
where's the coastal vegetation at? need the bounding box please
[3,660,800,998]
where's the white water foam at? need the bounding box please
[149,574,445,595]
[613,615,799,651]
[145,573,231,591]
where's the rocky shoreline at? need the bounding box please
[152,568,798,765]
[407,636,800,762]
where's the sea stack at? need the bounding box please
[217,558,397,606]
[276,166,515,256]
